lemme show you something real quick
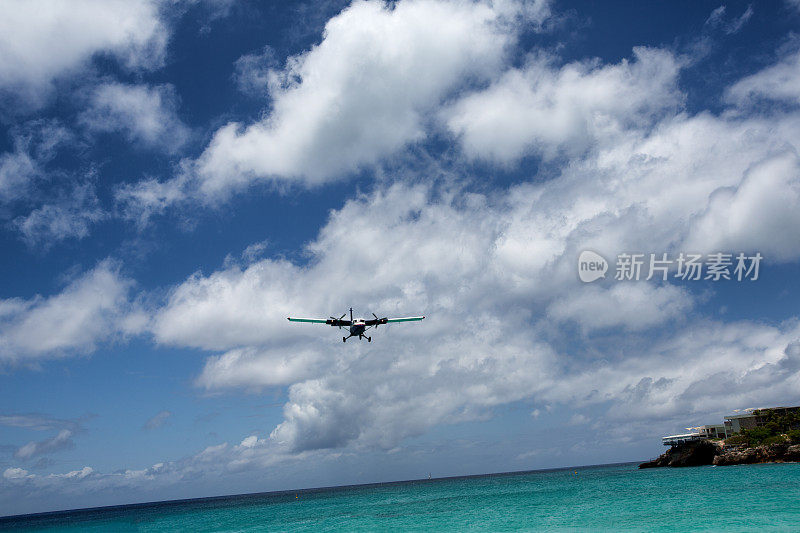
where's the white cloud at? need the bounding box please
[143,410,172,430]
[725,48,800,106]
[50,467,94,480]
[685,151,800,261]
[0,0,167,103]
[149,56,800,452]
[196,346,331,389]
[705,5,727,27]
[0,414,79,432]
[0,120,72,202]
[15,429,75,460]
[704,5,753,35]
[270,319,800,452]
[13,183,106,247]
[176,0,238,31]
[233,46,277,97]
[81,83,191,152]
[568,414,589,425]
[151,184,499,352]
[0,433,317,508]
[5,12,794,473]
[115,172,191,228]
[192,0,536,197]
[443,47,683,163]
[239,435,258,448]
[0,150,37,202]
[5,316,798,505]
[548,284,694,332]
[4,4,800,511]
[0,123,106,246]
[0,260,141,363]
[542,320,800,422]
[727,5,753,34]
[3,468,31,480]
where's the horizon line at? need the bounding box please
[0,460,641,521]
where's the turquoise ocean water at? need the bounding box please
[2,462,799,531]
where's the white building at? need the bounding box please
[661,405,800,446]
[661,433,704,446]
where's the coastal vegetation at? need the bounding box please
[640,408,800,469]
[724,409,800,447]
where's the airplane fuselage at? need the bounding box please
[350,320,366,337]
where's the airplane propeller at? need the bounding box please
[329,313,346,329]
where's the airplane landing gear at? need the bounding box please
[367,337,371,342]
[343,337,346,343]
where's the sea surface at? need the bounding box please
[2,461,800,531]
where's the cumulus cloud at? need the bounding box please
[725,48,800,106]
[443,46,683,163]
[196,346,330,389]
[53,466,94,480]
[3,468,31,480]
[544,320,800,422]
[80,83,191,153]
[0,432,315,511]
[7,5,799,491]
[269,319,800,452]
[146,42,800,453]
[0,260,142,363]
[152,128,799,451]
[548,284,694,332]
[685,151,800,260]
[152,184,498,352]
[0,0,167,104]
[192,0,540,196]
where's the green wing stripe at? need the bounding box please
[386,316,425,323]
[287,317,328,323]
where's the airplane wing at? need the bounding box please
[365,316,425,325]
[287,317,352,326]
[386,316,425,323]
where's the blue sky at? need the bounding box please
[1,0,800,516]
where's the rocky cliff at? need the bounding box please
[639,441,800,468]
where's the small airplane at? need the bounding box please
[287,308,425,342]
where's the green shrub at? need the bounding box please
[744,427,772,446]
[725,434,749,446]
[761,435,788,446]
[725,409,800,447]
